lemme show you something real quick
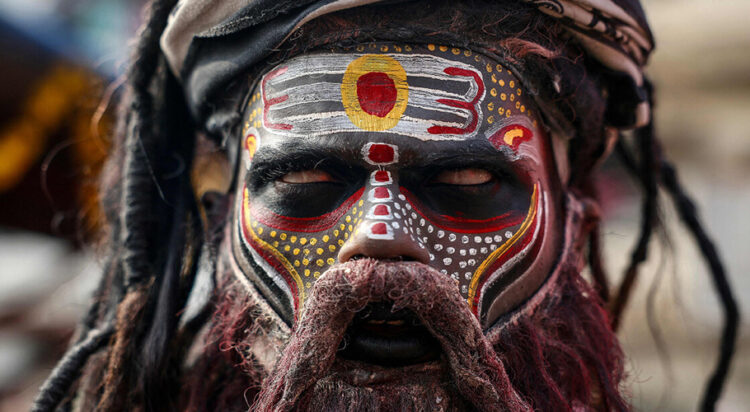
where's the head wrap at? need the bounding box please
[160,0,653,136]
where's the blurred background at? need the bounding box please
[0,0,747,410]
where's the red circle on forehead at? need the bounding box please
[356,72,397,118]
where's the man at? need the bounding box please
[34,1,738,411]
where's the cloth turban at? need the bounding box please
[160,0,653,141]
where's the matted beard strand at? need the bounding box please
[253,259,526,411]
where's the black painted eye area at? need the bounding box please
[248,158,365,218]
[402,165,531,220]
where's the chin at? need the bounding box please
[183,256,628,411]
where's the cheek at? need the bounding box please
[236,183,365,319]
[400,182,546,316]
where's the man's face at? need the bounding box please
[232,42,562,331]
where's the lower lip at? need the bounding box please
[339,323,441,367]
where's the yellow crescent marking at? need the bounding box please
[341,54,408,131]
[242,188,306,304]
[467,184,539,308]
[503,128,525,146]
[245,134,258,159]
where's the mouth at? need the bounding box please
[338,302,442,367]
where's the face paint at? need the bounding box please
[233,43,562,326]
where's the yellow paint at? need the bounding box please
[500,93,507,101]
[381,45,389,52]
[316,259,324,267]
[503,128,525,146]
[242,189,305,303]
[464,50,472,57]
[328,245,336,252]
[294,260,300,267]
[451,48,460,55]
[439,45,448,52]
[314,272,321,279]
[487,115,494,124]
[487,102,494,111]
[304,269,311,277]
[270,230,276,237]
[316,248,324,255]
[280,233,287,240]
[358,200,364,207]
[338,239,345,246]
[509,80,515,88]
[341,54,408,131]
[322,235,330,242]
[467,184,539,308]
[300,237,307,245]
[303,258,310,265]
[490,88,497,97]
[499,79,505,87]
[428,44,435,51]
[309,238,317,245]
[290,236,297,243]
[334,229,340,237]
[496,64,503,72]
[327,258,335,265]
[486,63,493,73]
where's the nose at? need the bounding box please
[338,187,430,264]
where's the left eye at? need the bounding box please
[431,168,493,185]
[280,170,337,184]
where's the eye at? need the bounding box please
[280,169,337,184]
[431,168,493,185]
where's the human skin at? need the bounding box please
[230,42,564,363]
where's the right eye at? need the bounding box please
[280,170,337,184]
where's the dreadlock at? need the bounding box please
[33,1,738,411]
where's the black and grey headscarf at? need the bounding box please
[160,0,654,137]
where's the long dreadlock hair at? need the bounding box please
[33,1,738,411]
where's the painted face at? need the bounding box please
[232,43,562,327]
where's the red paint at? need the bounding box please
[373,187,390,199]
[399,187,524,234]
[371,222,388,235]
[262,66,292,131]
[238,221,300,315]
[249,187,364,232]
[368,144,395,164]
[488,124,533,152]
[428,67,484,135]
[471,204,542,316]
[373,204,389,216]
[374,170,391,182]
[357,72,397,117]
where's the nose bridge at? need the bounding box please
[337,143,429,263]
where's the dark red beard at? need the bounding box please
[182,259,627,411]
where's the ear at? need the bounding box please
[191,135,233,235]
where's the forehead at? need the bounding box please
[243,43,541,153]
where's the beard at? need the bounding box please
[182,256,627,412]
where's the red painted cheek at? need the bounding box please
[357,72,397,117]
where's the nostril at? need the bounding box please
[349,254,368,261]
